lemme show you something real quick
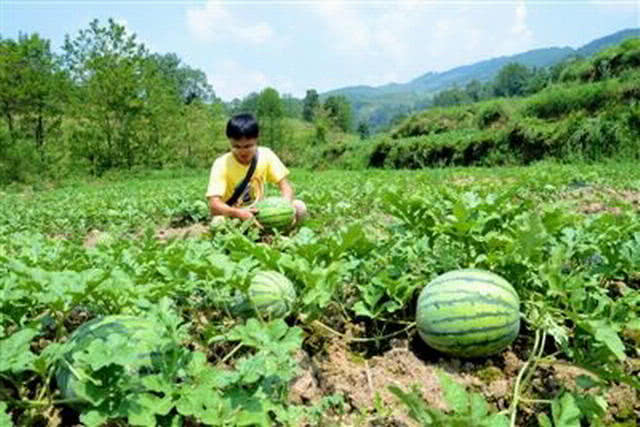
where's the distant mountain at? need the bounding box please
[577,28,640,57]
[322,28,640,130]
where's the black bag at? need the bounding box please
[225,152,258,206]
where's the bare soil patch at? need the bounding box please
[566,185,640,214]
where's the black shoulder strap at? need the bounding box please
[226,151,258,206]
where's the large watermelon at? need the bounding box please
[254,197,295,232]
[248,271,296,318]
[55,315,163,400]
[416,269,520,358]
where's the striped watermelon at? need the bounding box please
[416,269,520,358]
[254,197,295,232]
[55,315,163,400]
[248,271,296,318]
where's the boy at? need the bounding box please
[206,113,306,226]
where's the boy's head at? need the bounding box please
[226,113,259,165]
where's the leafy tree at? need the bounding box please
[148,53,215,104]
[493,62,532,97]
[323,95,353,132]
[281,94,302,119]
[238,92,259,115]
[464,79,494,102]
[357,121,370,140]
[257,87,284,149]
[0,33,67,179]
[432,86,471,107]
[302,89,319,122]
[63,18,183,173]
[524,67,551,95]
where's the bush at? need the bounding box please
[524,81,613,119]
[475,101,510,129]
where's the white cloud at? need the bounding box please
[311,0,372,53]
[186,1,274,45]
[308,0,433,77]
[499,0,534,54]
[207,59,300,100]
[512,0,532,39]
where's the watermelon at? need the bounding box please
[55,315,163,400]
[254,197,295,232]
[416,269,520,358]
[248,271,296,318]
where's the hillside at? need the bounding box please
[323,28,640,131]
[319,38,640,170]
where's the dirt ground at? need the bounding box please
[566,185,640,215]
[289,335,639,426]
[83,222,209,248]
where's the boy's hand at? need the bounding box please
[235,208,257,220]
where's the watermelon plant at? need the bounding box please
[1,163,639,425]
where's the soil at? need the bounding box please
[566,185,640,214]
[290,336,523,426]
[154,223,209,241]
[289,334,640,426]
[83,223,210,248]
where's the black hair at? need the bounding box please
[226,113,259,139]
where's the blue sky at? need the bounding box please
[2,1,638,101]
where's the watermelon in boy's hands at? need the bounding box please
[254,197,296,232]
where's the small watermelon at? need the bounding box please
[416,269,520,358]
[55,315,163,401]
[254,197,295,232]
[248,271,296,318]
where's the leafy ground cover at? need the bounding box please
[1,162,639,426]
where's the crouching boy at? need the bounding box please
[206,113,307,227]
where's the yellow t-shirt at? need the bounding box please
[205,147,289,207]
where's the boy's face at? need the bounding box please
[230,137,257,165]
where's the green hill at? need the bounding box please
[323,28,640,131]
[323,38,640,169]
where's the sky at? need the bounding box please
[2,1,639,101]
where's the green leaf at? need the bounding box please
[0,402,12,427]
[627,318,640,330]
[537,413,553,427]
[551,393,581,427]
[437,370,469,414]
[469,392,488,417]
[388,385,437,425]
[589,321,626,361]
[575,375,599,390]
[127,393,173,426]
[80,410,109,427]
[481,413,510,427]
[0,328,38,374]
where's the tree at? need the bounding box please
[524,67,550,95]
[493,63,532,97]
[147,53,215,104]
[323,95,353,132]
[465,79,486,102]
[357,121,370,140]
[281,93,302,119]
[256,87,283,149]
[302,89,319,122]
[432,86,471,107]
[0,33,67,169]
[63,18,183,173]
[239,92,259,115]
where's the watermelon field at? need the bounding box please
[1,162,639,426]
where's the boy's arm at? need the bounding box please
[278,178,294,202]
[208,196,256,220]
